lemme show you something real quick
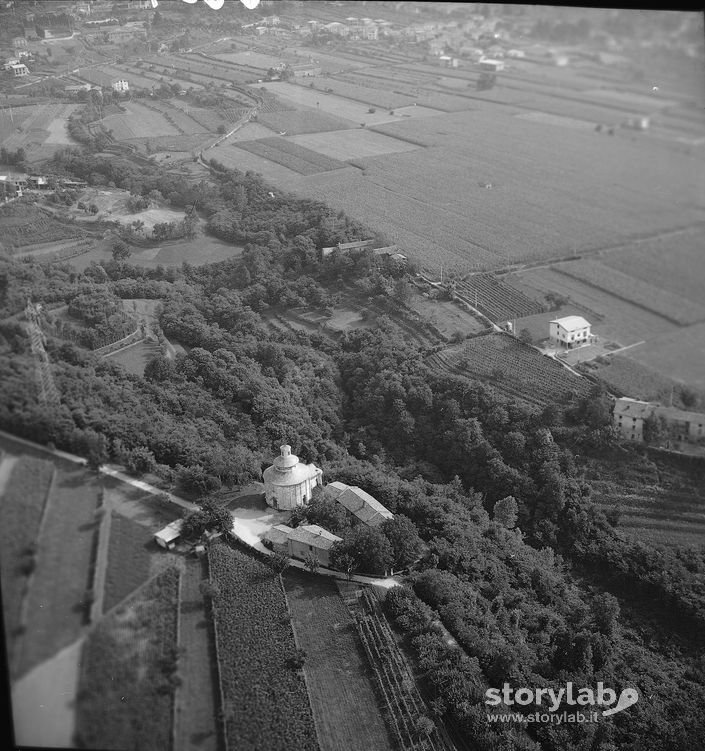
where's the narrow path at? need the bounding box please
[98,465,197,513]
[174,557,220,751]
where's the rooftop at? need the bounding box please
[326,482,393,527]
[287,524,342,549]
[550,315,591,332]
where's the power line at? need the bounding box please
[25,300,61,409]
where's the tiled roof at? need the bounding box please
[326,482,393,527]
[287,524,342,549]
[550,315,591,332]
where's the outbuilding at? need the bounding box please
[154,519,183,550]
[325,481,394,527]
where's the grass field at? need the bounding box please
[74,567,180,751]
[283,570,394,751]
[102,101,181,140]
[257,108,354,135]
[288,128,421,161]
[102,511,155,614]
[0,456,54,652]
[599,228,705,306]
[624,322,705,389]
[105,339,160,377]
[16,465,102,678]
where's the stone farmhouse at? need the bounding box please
[613,397,705,446]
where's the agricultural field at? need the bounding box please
[455,274,545,322]
[101,101,181,140]
[425,333,592,409]
[554,258,705,326]
[288,128,421,161]
[624,321,705,389]
[0,204,87,253]
[102,511,155,614]
[579,354,692,404]
[207,541,318,751]
[297,104,705,270]
[257,108,354,135]
[259,82,409,126]
[283,571,394,751]
[174,557,220,751]
[583,452,705,548]
[0,103,78,159]
[506,268,679,344]
[599,227,705,306]
[0,455,55,660]
[74,567,180,751]
[234,136,348,176]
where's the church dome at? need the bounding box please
[263,445,320,488]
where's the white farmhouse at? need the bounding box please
[112,79,129,92]
[263,445,323,511]
[549,315,593,348]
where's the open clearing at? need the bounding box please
[283,571,394,751]
[105,339,160,377]
[288,128,420,161]
[258,108,355,135]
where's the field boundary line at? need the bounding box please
[89,494,113,623]
[205,548,229,751]
[172,562,184,751]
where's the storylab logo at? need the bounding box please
[486,682,639,724]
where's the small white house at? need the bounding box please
[11,63,29,77]
[549,316,593,348]
[154,519,183,550]
[112,79,129,92]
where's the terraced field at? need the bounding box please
[455,274,545,322]
[426,333,592,408]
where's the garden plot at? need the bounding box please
[288,128,421,161]
[208,141,305,182]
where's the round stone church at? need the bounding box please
[263,445,323,511]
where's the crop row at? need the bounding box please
[426,333,591,407]
[555,259,705,326]
[207,542,318,751]
[456,274,545,322]
[355,590,449,751]
[236,137,347,176]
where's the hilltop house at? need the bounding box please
[263,523,341,567]
[325,481,394,527]
[549,316,594,348]
[263,445,323,511]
